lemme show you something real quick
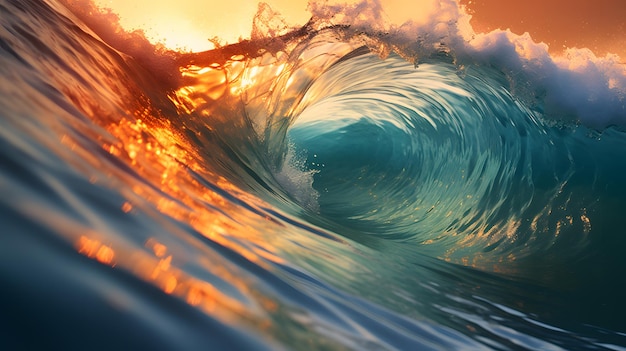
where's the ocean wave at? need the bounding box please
[2,0,626,349]
[65,0,626,319]
[142,3,626,274]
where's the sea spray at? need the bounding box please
[2,0,626,350]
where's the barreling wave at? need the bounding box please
[3,0,626,349]
[56,0,626,303]
[139,6,626,281]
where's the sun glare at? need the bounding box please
[92,0,311,52]
[87,0,622,57]
[90,0,440,52]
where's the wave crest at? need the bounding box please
[65,0,626,276]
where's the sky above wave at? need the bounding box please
[91,0,625,58]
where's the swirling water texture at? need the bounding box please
[224,45,626,283]
[2,0,626,349]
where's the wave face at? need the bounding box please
[2,0,626,349]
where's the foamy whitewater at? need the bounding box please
[1,0,626,349]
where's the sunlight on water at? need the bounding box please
[75,233,263,323]
[2,0,626,350]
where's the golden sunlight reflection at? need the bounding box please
[178,65,229,103]
[102,104,288,268]
[56,5,370,324]
[75,234,261,321]
[63,78,303,326]
[72,101,289,318]
[77,235,116,266]
[171,38,362,141]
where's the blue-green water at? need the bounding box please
[1,0,626,349]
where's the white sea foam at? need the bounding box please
[273,141,320,212]
[65,0,625,128]
[305,0,626,128]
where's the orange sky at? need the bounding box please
[460,0,626,58]
[93,0,625,58]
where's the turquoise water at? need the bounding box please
[1,0,626,349]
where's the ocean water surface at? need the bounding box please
[1,0,626,349]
